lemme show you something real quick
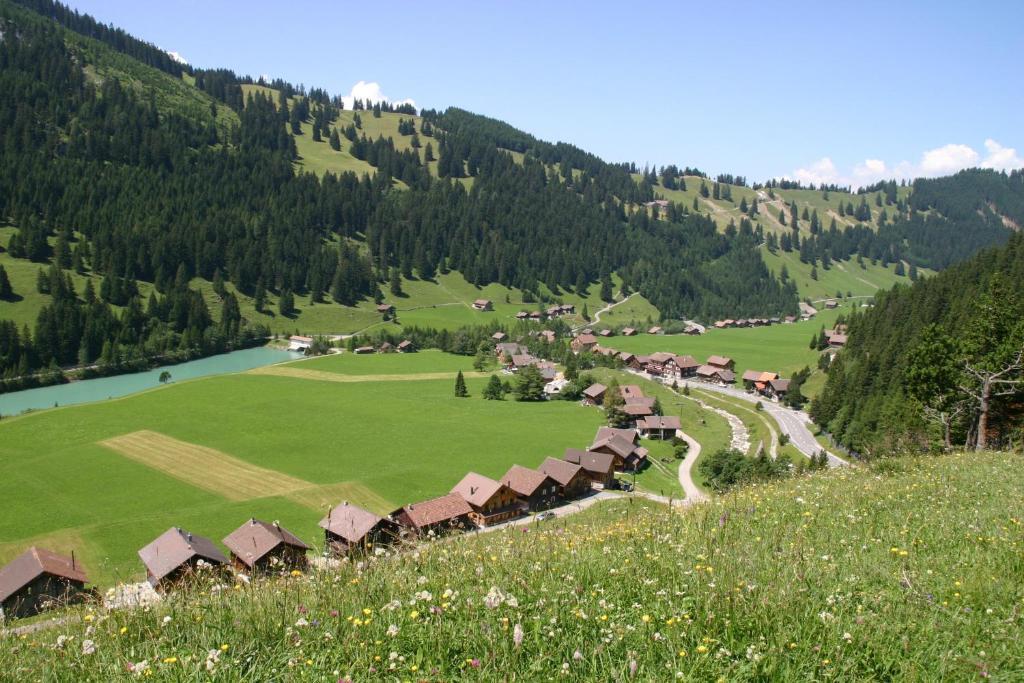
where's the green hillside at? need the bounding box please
[4,452,1021,680]
[760,244,925,301]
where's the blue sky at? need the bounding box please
[67,0,1023,186]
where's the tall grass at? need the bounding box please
[3,452,1022,680]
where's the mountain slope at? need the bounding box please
[2,452,1021,679]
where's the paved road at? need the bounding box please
[630,370,848,467]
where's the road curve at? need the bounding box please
[675,430,708,503]
[629,370,848,467]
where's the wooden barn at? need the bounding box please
[501,465,560,511]
[392,493,474,536]
[320,502,398,555]
[539,457,592,499]
[222,519,309,573]
[138,527,228,588]
[0,547,90,620]
[561,448,616,487]
[451,473,523,527]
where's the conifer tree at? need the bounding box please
[0,265,12,300]
[454,370,468,397]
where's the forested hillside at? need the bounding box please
[811,233,1024,453]
[0,0,1020,392]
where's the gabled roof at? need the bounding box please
[319,502,386,544]
[769,378,791,392]
[619,385,645,400]
[510,354,538,368]
[0,547,88,603]
[622,403,654,416]
[707,355,733,367]
[582,383,607,399]
[473,299,492,306]
[397,340,413,349]
[562,448,616,474]
[595,426,639,444]
[641,415,682,431]
[758,371,778,382]
[539,457,585,487]
[673,355,699,368]
[398,493,473,529]
[647,351,675,364]
[648,326,662,334]
[452,472,506,508]
[741,369,762,382]
[139,528,227,582]
[501,465,552,497]
[223,519,308,568]
[590,434,637,458]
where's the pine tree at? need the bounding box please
[599,274,613,302]
[254,280,266,313]
[454,370,469,397]
[329,128,341,151]
[278,288,294,316]
[482,374,504,400]
[582,303,590,321]
[0,265,12,300]
[389,267,403,296]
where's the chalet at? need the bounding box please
[320,502,398,555]
[539,457,591,499]
[621,327,637,336]
[598,329,613,338]
[528,311,544,321]
[765,378,790,399]
[515,311,530,320]
[618,351,638,367]
[539,330,556,344]
[562,448,616,487]
[828,333,848,348]
[684,324,704,335]
[741,369,763,390]
[648,326,663,335]
[501,465,560,511]
[354,346,375,354]
[0,547,90,620]
[754,371,779,393]
[595,426,641,445]
[472,299,494,311]
[546,305,562,318]
[713,320,728,329]
[623,403,655,423]
[571,334,599,353]
[510,354,539,372]
[376,303,395,314]
[645,351,676,376]
[707,355,735,370]
[378,341,394,353]
[559,303,576,314]
[397,340,415,353]
[784,315,797,324]
[536,361,558,380]
[223,519,308,573]
[139,527,228,588]
[673,355,700,378]
[288,335,313,352]
[590,434,640,470]
[639,415,682,440]
[451,473,522,527]
[799,302,817,319]
[582,383,607,405]
[734,319,750,328]
[696,364,736,385]
[392,493,474,535]
[496,342,528,358]
[824,299,839,309]
[581,328,594,335]
[492,331,508,342]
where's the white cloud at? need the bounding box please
[340,81,416,110]
[784,139,1022,188]
[919,143,979,175]
[166,50,188,65]
[980,139,1024,171]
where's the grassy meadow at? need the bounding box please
[0,351,607,585]
[4,452,1021,680]
[761,244,921,301]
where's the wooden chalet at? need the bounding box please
[706,355,735,370]
[451,473,522,527]
[619,385,646,401]
[765,378,790,399]
[492,331,508,342]
[515,311,530,320]
[582,383,607,405]
[590,433,643,471]
[501,465,560,511]
[539,457,592,499]
[595,426,640,445]
[378,341,394,353]
[696,364,736,385]
[621,327,637,336]
[397,340,415,353]
[672,355,700,378]
[562,448,616,487]
[639,415,682,440]
[644,351,676,376]
[139,527,228,588]
[539,330,556,344]
[376,303,395,314]
[472,299,494,311]
[828,333,848,348]
[320,501,398,555]
[392,493,474,536]
[354,346,375,354]
[598,329,613,338]
[223,519,308,573]
[0,547,90,620]
[648,326,663,335]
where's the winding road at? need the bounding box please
[674,430,708,503]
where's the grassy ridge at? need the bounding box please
[4,453,1020,680]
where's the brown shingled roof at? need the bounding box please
[582,383,607,399]
[223,519,308,569]
[451,472,505,508]
[539,457,584,486]
[594,426,639,444]
[319,502,385,544]
[138,528,227,583]
[641,415,682,431]
[501,465,552,497]
[399,493,474,529]
[562,448,616,474]
[0,547,88,604]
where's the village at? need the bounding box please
[0,305,849,622]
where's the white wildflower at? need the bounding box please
[386,624,399,637]
[81,639,96,655]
